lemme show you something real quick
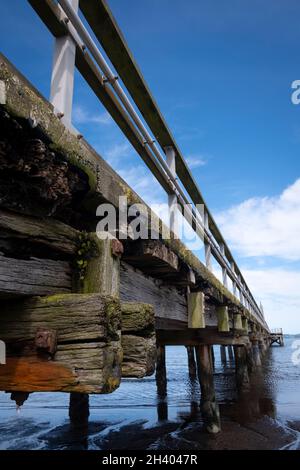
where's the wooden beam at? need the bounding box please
[217,306,229,332]
[157,329,250,347]
[123,239,179,275]
[121,302,156,378]
[0,256,72,297]
[0,294,122,393]
[188,291,205,329]
[81,233,122,297]
[0,209,79,255]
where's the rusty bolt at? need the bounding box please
[35,328,57,356]
[111,238,124,257]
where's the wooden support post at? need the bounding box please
[186,346,197,379]
[195,345,221,433]
[234,346,250,391]
[234,313,243,331]
[242,318,248,333]
[252,340,262,367]
[69,393,90,428]
[156,345,167,397]
[227,345,234,362]
[217,306,229,332]
[81,233,123,297]
[220,345,227,364]
[211,346,215,371]
[246,344,254,375]
[121,302,156,378]
[188,292,205,329]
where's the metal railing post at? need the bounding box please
[165,146,178,236]
[50,0,79,125]
[204,211,212,271]
[220,243,228,287]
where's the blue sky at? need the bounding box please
[1,0,300,332]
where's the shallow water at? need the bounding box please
[0,336,299,450]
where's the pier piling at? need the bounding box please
[234,346,250,391]
[186,346,197,379]
[195,345,221,434]
[156,345,167,397]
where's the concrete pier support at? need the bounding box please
[186,346,197,379]
[252,340,262,367]
[220,345,227,365]
[195,345,221,434]
[234,346,250,391]
[69,393,90,427]
[156,345,167,397]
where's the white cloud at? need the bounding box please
[242,267,300,333]
[73,105,112,126]
[217,178,300,261]
[105,142,132,164]
[185,154,207,169]
[118,165,166,206]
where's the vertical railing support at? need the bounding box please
[50,0,79,126]
[165,146,178,237]
[204,211,212,271]
[220,243,228,288]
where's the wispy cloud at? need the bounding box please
[118,165,166,206]
[215,179,300,332]
[73,105,112,126]
[241,266,300,333]
[105,142,132,165]
[216,178,300,261]
[185,154,207,169]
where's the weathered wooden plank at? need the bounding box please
[0,209,79,255]
[121,302,156,378]
[123,239,179,274]
[0,294,122,393]
[0,256,72,297]
[157,329,250,347]
[121,302,155,335]
[188,292,205,329]
[81,234,122,297]
[217,306,230,332]
[120,262,187,323]
[121,334,156,378]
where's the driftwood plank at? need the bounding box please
[0,209,79,255]
[0,293,122,393]
[0,256,72,297]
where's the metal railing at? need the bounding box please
[27,0,269,330]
